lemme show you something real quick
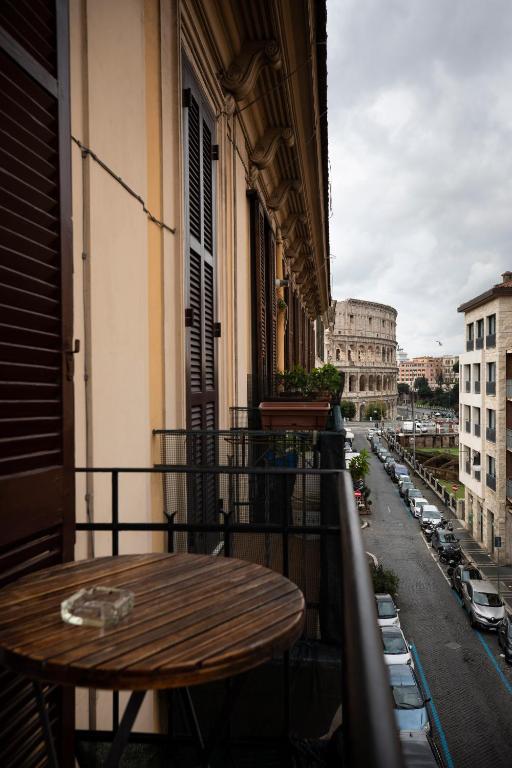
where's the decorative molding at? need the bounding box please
[268,179,302,210]
[250,127,294,170]
[219,40,282,101]
[281,212,306,243]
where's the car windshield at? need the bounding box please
[462,569,481,581]
[423,510,441,520]
[383,632,407,654]
[392,685,423,709]
[409,491,421,497]
[473,591,503,607]
[377,599,396,618]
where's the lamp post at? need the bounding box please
[411,390,416,476]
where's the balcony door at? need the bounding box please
[0,0,74,764]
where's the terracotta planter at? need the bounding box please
[259,400,330,430]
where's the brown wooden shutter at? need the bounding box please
[183,68,217,434]
[0,1,74,765]
[249,193,278,402]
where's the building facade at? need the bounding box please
[458,271,512,566]
[398,356,443,390]
[326,298,398,420]
[0,0,330,752]
[441,355,459,388]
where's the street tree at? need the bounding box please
[339,400,356,419]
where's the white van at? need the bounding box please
[402,421,413,433]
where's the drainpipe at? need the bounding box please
[80,0,96,729]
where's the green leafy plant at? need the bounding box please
[364,401,387,420]
[276,364,310,396]
[277,297,287,311]
[348,448,370,480]
[310,363,343,396]
[370,563,400,600]
[339,400,356,419]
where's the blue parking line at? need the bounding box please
[475,631,512,695]
[449,588,512,696]
[410,643,455,768]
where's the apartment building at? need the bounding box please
[442,355,459,387]
[398,356,443,389]
[458,271,512,566]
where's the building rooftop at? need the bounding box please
[457,271,512,313]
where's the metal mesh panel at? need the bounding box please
[154,431,325,639]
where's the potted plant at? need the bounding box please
[260,365,330,430]
[310,363,344,401]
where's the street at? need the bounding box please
[352,426,512,768]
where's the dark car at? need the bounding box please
[399,481,415,498]
[431,529,461,560]
[450,563,482,596]
[498,614,512,662]
[391,464,408,483]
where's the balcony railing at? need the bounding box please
[476,337,484,350]
[486,381,496,395]
[486,333,496,348]
[486,473,496,491]
[507,480,512,500]
[486,427,496,443]
[474,470,481,482]
[74,429,405,768]
[465,381,471,393]
[474,381,480,394]
[474,423,480,437]
[466,339,474,351]
[465,420,471,433]
[465,461,471,475]
[507,379,512,398]
[507,429,512,451]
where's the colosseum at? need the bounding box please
[326,298,398,421]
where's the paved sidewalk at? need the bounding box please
[383,433,512,611]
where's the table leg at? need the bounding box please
[103,690,146,768]
[179,687,209,767]
[33,681,60,768]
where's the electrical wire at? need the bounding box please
[71,136,176,234]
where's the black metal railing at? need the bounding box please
[474,381,480,394]
[465,381,471,393]
[486,381,496,395]
[486,427,496,443]
[466,339,474,351]
[476,336,484,350]
[465,420,471,433]
[486,333,496,348]
[474,423,481,437]
[75,447,403,767]
[474,470,481,481]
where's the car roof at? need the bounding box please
[413,497,428,504]
[421,505,439,512]
[381,625,403,636]
[468,579,498,593]
[388,664,416,686]
[376,593,394,600]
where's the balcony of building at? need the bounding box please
[486,381,496,396]
[62,425,406,768]
[486,473,496,491]
[486,427,496,443]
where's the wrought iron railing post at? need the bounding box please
[112,470,119,556]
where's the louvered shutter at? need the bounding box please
[0,1,74,765]
[183,67,217,537]
[267,228,277,389]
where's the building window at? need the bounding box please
[476,319,484,349]
[486,313,496,348]
[486,361,496,395]
[487,455,496,476]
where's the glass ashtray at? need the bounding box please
[61,586,134,628]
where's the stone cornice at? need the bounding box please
[219,40,282,101]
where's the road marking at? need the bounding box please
[421,534,451,585]
[410,644,455,768]
[475,632,512,695]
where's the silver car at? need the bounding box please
[461,579,505,629]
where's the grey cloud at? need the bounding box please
[328,0,512,356]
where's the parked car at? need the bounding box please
[378,450,389,463]
[498,614,512,662]
[396,473,410,486]
[400,732,442,768]
[376,593,401,627]
[388,664,431,733]
[419,506,443,529]
[381,626,414,667]
[384,458,395,474]
[399,481,415,498]
[367,429,376,440]
[431,529,461,561]
[410,497,429,518]
[461,579,505,629]
[450,563,482,596]
[391,464,408,482]
[405,488,422,504]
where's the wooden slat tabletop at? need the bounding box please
[0,554,305,690]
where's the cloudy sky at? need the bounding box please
[327,0,512,357]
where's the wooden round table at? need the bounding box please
[0,553,305,690]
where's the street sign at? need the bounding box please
[495,536,502,548]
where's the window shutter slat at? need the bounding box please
[187,95,201,242]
